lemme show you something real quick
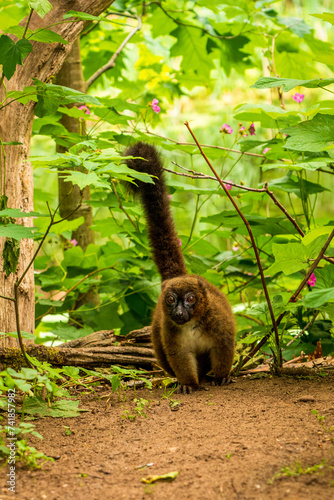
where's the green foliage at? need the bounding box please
[1,0,334,372]
[0,34,32,79]
[29,0,53,19]
[0,421,53,468]
[270,460,328,483]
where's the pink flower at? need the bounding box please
[263,148,271,154]
[151,98,160,114]
[220,123,233,134]
[239,126,248,137]
[178,239,182,246]
[70,239,78,247]
[249,123,256,136]
[292,93,304,103]
[168,194,172,199]
[224,181,233,190]
[78,105,90,115]
[307,273,316,287]
[232,244,239,251]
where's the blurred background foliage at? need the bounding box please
[1,0,333,366]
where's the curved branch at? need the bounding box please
[184,120,282,367]
[86,16,142,88]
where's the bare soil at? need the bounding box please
[1,373,334,500]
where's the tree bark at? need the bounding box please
[0,1,114,346]
[0,344,155,369]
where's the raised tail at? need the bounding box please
[125,142,187,281]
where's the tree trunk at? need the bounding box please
[0,1,115,347]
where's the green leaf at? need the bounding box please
[5,25,68,44]
[170,27,214,74]
[22,396,85,418]
[142,471,179,484]
[266,242,308,276]
[33,80,101,117]
[268,174,328,197]
[0,224,36,240]
[251,77,334,92]
[98,163,155,184]
[63,10,113,22]
[28,0,53,18]
[0,35,33,80]
[304,288,334,308]
[311,12,334,25]
[51,324,94,341]
[262,160,329,172]
[14,379,32,392]
[61,170,110,190]
[0,209,47,218]
[284,114,334,152]
[302,226,334,246]
[3,237,20,276]
[0,331,36,340]
[276,16,312,37]
[28,28,68,44]
[312,50,334,66]
[233,103,299,128]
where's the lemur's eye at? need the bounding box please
[166,295,176,305]
[186,294,196,304]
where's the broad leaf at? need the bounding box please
[28,0,53,18]
[0,224,36,240]
[304,288,334,308]
[0,35,33,79]
[251,77,334,92]
[170,27,214,74]
[266,242,308,276]
[234,103,299,128]
[284,114,334,152]
[311,13,334,25]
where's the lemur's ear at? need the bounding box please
[196,277,208,297]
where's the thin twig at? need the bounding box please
[111,180,138,230]
[144,129,265,158]
[22,8,34,39]
[264,182,304,237]
[168,163,265,192]
[13,283,33,368]
[87,16,142,88]
[146,1,243,40]
[184,121,282,367]
[0,293,15,302]
[236,313,264,326]
[168,163,334,265]
[0,134,7,196]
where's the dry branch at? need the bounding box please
[0,327,154,369]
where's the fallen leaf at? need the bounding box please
[142,471,179,484]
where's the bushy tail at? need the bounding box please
[125,142,187,281]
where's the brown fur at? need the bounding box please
[125,143,236,391]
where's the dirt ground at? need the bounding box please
[1,373,334,500]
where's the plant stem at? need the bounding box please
[240,228,334,369]
[13,283,33,368]
[0,134,6,196]
[184,121,282,368]
[22,8,34,39]
[111,180,138,230]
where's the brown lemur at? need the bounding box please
[125,142,236,393]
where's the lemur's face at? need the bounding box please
[164,291,197,325]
